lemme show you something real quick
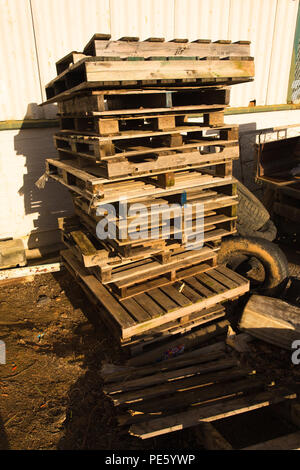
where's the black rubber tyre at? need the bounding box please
[237,219,277,242]
[237,180,270,231]
[218,236,289,295]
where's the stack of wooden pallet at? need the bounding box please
[43,34,254,351]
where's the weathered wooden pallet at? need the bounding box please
[61,249,249,342]
[57,87,230,115]
[200,388,300,450]
[82,35,252,60]
[45,56,254,101]
[45,158,236,202]
[101,346,296,439]
[57,115,237,137]
[54,120,238,179]
[120,308,227,354]
[77,210,236,255]
[70,191,237,261]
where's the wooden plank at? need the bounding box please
[124,377,265,415]
[0,262,62,281]
[206,268,239,289]
[102,342,227,384]
[115,263,216,299]
[70,230,97,256]
[129,388,297,439]
[124,307,226,353]
[108,367,250,406]
[91,38,251,58]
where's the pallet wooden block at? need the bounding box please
[56,87,231,115]
[45,158,237,203]
[61,249,249,342]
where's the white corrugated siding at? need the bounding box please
[0,0,299,119]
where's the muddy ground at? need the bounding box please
[0,241,299,450]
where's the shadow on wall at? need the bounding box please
[13,103,74,250]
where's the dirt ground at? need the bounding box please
[0,240,299,451]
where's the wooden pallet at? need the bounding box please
[45,159,236,202]
[56,87,230,115]
[61,249,249,342]
[101,347,296,439]
[54,125,238,159]
[55,145,237,179]
[71,202,236,261]
[45,56,254,101]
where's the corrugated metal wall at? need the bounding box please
[0,0,299,121]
